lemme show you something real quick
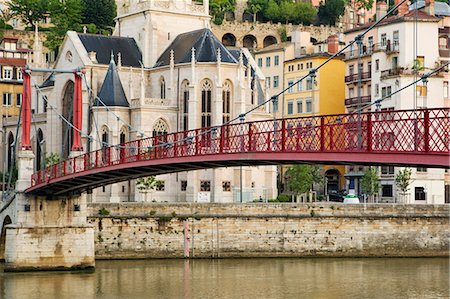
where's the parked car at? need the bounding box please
[328,190,346,202]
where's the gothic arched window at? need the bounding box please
[153,118,169,143]
[160,77,166,99]
[181,80,189,131]
[222,80,232,124]
[201,79,212,128]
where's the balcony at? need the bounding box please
[380,67,402,79]
[345,95,371,107]
[345,71,371,83]
[344,41,399,60]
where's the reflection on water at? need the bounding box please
[0,258,448,299]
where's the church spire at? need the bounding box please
[96,57,129,107]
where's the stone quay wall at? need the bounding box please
[87,203,449,259]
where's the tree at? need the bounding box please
[247,2,262,23]
[285,164,323,195]
[45,0,83,51]
[81,0,117,33]
[8,0,49,29]
[45,152,61,166]
[210,0,235,25]
[395,168,413,203]
[136,176,160,202]
[317,0,345,26]
[361,167,379,202]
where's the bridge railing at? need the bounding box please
[31,108,449,187]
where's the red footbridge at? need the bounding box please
[27,108,449,195]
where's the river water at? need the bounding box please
[0,258,448,299]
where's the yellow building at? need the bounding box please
[0,37,29,118]
[282,52,347,194]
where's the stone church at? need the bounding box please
[34,0,277,203]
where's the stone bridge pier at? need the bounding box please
[0,151,95,271]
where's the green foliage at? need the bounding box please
[247,0,316,25]
[45,152,61,166]
[277,194,291,202]
[395,168,413,194]
[354,0,375,11]
[285,165,323,195]
[278,26,287,42]
[8,0,49,28]
[149,210,156,216]
[81,0,116,32]
[98,207,110,216]
[210,0,235,25]
[317,0,345,26]
[361,167,379,196]
[137,176,159,191]
[45,0,83,51]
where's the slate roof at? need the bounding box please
[410,1,450,16]
[40,73,55,88]
[78,33,142,67]
[96,57,129,107]
[154,28,238,67]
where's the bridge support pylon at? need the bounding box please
[3,151,95,272]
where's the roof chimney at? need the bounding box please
[425,0,435,16]
[376,1,388,21]
[327,35,339,54]
[395,0,409,16]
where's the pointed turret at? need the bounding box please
[96,55,129,107]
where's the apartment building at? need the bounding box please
[283,36,346,194]
[343,0,447,204]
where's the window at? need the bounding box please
[297,80,303,92]
[17,69,23,81]
[416,56,425,69]
[287,101,293,115]
[222,80,231,124]
[382,185,393,197]
[368,61,372,74]
[381,86,392,98]
[288,80,294,93]
[181,180,187,191]
[266,57,271,67]
[16,93,22,106]
[349,44,354,58]
[297,64,300,70]
[375,84,379,97]
[416,85,427,97]
[349,87,354,98]
[381,165,394,175]
[375,59,379,71]
[368,36,374,52]
[381,33,387,47]
[3,67,12,80]
[273,76,279,88]
[153,118,169,138]
[160,77,166,99]
[415,187,426,201]
[349,65,354,76]
[201,79,212,128]
[265,77,271,88]
[417,167,427,172]
[181,80,189,131]
[2,93,11,106]
[301,63,303,70]
[222,181,231,192]
[306,78,313,90]
[155,181,165,191]
[444,81,449,98]
[258,58,262,67]
[367,84,371,96]
[439,36,448,49]
[297,99,303,113]
[306,99,312,113]
[200,180,211,191]
[274,55,279,66]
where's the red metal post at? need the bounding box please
[21,68,32,150]
[320,117,325,152]
[248,123,253,152]
[424,110,430,152]
[329,123,334,151]
[281,119,286,152]
[219,126,224,153]
[367,113,372,152]
[71,70,84,151]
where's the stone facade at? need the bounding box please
[88,203,450,259]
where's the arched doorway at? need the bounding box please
[36,129,44,170]
[222,33,236,47]
[243,35,257,49]
[0,216,12,260]
[263,36,277,48]
[325,169,341,193]
[61,81,74,159]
